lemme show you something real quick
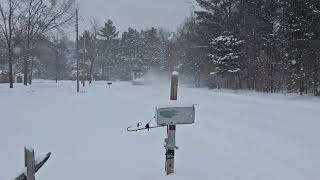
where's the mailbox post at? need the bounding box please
[128,71,195,175]
[155,71,195,175]
[166,72,178,175]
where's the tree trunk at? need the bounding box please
[238,73,242,89]
[24,38,30,86]
[55,51,58,83]
[106,67,110,81]
[24,56,29,86]
[29,58,33,85]
[270,62,274,93]
[89,58,94,84]
[102,63,106,81]
[82,66,85,87]
[8,47,14,88]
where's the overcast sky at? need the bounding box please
[78,0,194,33]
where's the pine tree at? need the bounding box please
[97,19,119,80]
[99,20,119,41]
[281,0,320,94]
[238,0,280,91]
[120,28,142,73]
[141,28,167,70]
[209,32,244,88]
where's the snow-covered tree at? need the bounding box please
[97,19,119,80]
[281,0,320,94]
[209,33,244,76]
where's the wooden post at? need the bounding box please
[25,148,35,180]
[165,71,178,175]
[15,152,51,180]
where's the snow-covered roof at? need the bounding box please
[172,71,179,76]
[0,70,8,75]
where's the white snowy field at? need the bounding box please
[1,80,320,180]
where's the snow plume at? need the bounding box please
[143,69,193,87]
[142,69,171,85]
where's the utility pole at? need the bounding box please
[76,9,80,93]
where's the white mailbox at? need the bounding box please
[156,102,195,125]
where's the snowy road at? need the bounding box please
[1,81,320,180]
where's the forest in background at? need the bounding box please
[1,0,320,96]
[174,0,320,96]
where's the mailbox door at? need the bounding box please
[156,106,195,125]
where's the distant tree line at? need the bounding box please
[171,0,320,96]
[1,0,320,96]
[75,20,170,85]
[0,9,171,87]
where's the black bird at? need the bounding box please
[145,123,150,131]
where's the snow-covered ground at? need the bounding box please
[1,80,320,180]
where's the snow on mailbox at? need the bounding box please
[156,102,195,126]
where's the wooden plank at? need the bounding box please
[25,148,35,180]
[170,72,178,100]
[165,125,176,175]
[15,152,51,180]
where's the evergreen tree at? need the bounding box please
[120,28,142,73]
[209,32,244,88]
[99,20,119,41]
[97,19,119,80]
[141,28,167,69]
[281,0,320,94]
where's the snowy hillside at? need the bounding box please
[1,80,320,180]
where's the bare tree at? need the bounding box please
[20,0,76,85]
[89,18,100,84]
[0,0,21,88]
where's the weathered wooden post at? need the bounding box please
[15,149,51,180]
[25,148,35,180]
[165,71,178,175]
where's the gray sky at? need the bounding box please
[78,0,194,33]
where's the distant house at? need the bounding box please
[0,49,10,83]
[0,70,10,83]
[0,69,24,84]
